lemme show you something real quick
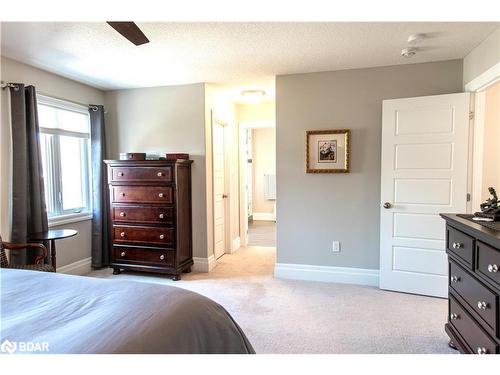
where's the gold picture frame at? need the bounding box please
[305,129,350,173]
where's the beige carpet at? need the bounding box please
[88,246,456,354]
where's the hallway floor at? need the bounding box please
[88,246,455,354]
[248,220,276,247]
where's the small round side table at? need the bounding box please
[29,229,78,271]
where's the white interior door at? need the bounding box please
[380,93,470,298]
[213,122,226,259]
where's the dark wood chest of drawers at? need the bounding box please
[105,159,193,280]
[441,214,500,354]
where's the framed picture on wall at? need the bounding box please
[305,129,350,173]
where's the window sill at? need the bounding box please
[49,213,92,228]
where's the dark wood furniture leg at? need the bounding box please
[50,239,56,271]
[448,340,458,350]
[113,267,122,275]
[183,266,192,273]
[172,274,181,281]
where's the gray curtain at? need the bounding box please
[89,105,110,268]
[9,84,49,265]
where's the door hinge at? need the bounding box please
[469,111,474,120]
[467,193,471,202]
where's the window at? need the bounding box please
[37,95,92,222]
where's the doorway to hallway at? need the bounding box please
[248,220,276,247]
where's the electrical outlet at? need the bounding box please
[332,241,340,253]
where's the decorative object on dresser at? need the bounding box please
[440,214,500,354]
[166,153,189,160]
[474,187,500,221]
[119,152,146,161]
[105,159,193,280]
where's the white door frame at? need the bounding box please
[465,62,500,212]
[238,121,274,247]
[212,118,230,258]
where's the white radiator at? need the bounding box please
[264,174,276,200]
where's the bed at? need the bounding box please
[0,269,255,354]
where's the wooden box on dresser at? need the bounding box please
[440,214,500,354]
[105,159,193,280]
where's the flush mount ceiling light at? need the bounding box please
[241,89,266,98]
[401,47,417,58]
[407,33,426,45]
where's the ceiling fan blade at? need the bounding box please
[107,22,149,46]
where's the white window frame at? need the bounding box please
[37,94,93,226]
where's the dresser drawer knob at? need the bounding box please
[119,212,126,217]
[120,232,126,238]
[452,242,463,249]
[488,264,498,273]
[159,213,164,219]
[157,172,164,177]
[159,234,165,240]
[477,347,488,354]
[477,301,488,310]
[120,252,126,257]
[118,172,124,177]
[450,276,460,283]
[160,254,165,260]
[158,193,165,198]
[120,192,126,197]
[450,313,459,320]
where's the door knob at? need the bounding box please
[222,194,228,199]
[383,202,392,209]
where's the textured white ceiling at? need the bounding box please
[1,22,498,92]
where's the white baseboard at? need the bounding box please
[229,237,241,253]
[274,262,379,287]
[252,212,276,221]
[193,254,217,273]
[57,257,92,276]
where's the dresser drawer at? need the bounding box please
[112,186,173,204]
[476,241,500,288]
[110,166,172,182]
[113,246,175,266]
[447,226,475,267]
[449,296,498,354]
[114,225,174,246]
[450,261,498,334]
[113,206,174,224]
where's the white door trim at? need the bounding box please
[238,121,275,248]
[467,67,500,213]
[212,119,229,259]
[464,62,500,93]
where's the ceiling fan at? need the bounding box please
[107,22,150,46]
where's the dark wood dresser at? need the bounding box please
[105,159,193,280]
[441,214,500,354]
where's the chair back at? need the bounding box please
[0,235,8,267]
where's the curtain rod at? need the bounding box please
[0,81,20,90]
[2,82,107,113]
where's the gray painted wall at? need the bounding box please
[276,59,463,270]
[0,56,105,268]
[104,84,208,259]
